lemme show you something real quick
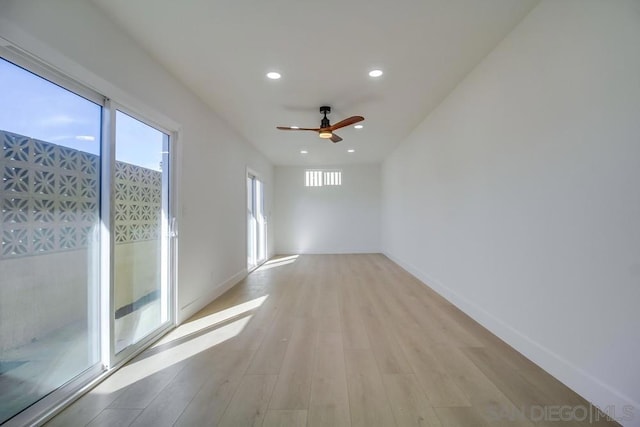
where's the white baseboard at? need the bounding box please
[177,268,247,324]
[383,251,640,427]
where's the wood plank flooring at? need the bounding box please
[47,254,619,426]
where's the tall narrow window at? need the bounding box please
[0,57,102,423]
[247,173,266,270]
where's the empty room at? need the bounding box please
[0,0,638,426]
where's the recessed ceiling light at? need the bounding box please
[300,150,308,154]
[354,124,363,129]
[348,149,355,153]
[266,72,281,80]
[369,69,383,77]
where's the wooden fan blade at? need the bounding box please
[329,116,364,131]
[277,126,320,131]
[330,133,343,143]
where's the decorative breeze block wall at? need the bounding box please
[1,130,162,259]
[113,161,162,243]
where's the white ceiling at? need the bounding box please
[91,0,538,166]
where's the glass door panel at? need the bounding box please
[113,110,170,354]
[247,175,257,270]
[255,179,266,264]
[0,57,102,423]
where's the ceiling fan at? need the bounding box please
[277,106,364,143]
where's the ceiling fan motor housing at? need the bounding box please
[320,106,331,128]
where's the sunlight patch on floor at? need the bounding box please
[257,254,299,271]
[95,314,252,394]
[156,295,268,346]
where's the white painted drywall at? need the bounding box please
[275,164,380,254]
[0,0,275,323]
[382,0,640,423]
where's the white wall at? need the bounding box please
[382,0,640,423]
[275,164,380,254]
[0,0,274,323]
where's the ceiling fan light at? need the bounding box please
[319,131,332,139]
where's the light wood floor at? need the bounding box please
[47,254,619,426]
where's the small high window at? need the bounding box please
[324,170,342,186]
[305,170,323,187]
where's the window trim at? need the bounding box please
[0,44,105,106]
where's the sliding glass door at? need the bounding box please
[0,53,175,424]
[247,173,266,270]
